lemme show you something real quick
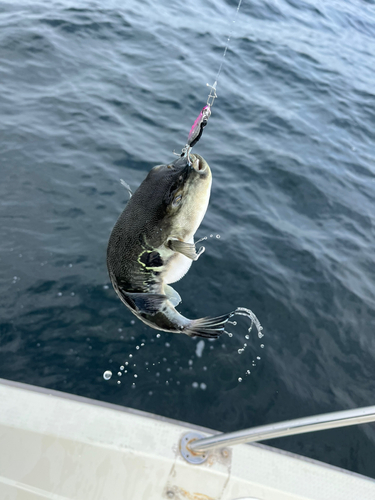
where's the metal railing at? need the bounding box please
[181,405,375,462]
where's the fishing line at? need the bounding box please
[208,0,243,105]
[181,0,244,159]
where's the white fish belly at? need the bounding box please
[163,251,193,284]
[160,234,195,285]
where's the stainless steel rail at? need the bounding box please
[189,405,375,453]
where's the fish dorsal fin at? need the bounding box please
[120,179,133,199]
[168,239,205,261]
[163,284,182,307]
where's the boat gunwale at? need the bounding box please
[1,376,374,484]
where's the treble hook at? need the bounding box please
[181,144,192,164]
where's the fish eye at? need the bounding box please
[172,194,182,208]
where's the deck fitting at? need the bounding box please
[180,431,208,465]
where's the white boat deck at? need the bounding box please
[0,379,374,500]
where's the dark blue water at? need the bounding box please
[1,0,375,478]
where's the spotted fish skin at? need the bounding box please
[107,154,237,338]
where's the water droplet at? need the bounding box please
[165,342,170,347]
[117,380,121,385]
[210,234,213,238]
[70,292,75,296]
[130,320,135,325]
[118,328,122,332]
[260,344,265,348]
[238,349,244,354]
[141,343,145,347]
[192,382,199,388]
[57,292,62,297]
[132,383,136,388]
[196,246,206,258]
[125,361,129,366]
[103,370,112,380]
[68,263,73,268]
[216,234,221,239]
[156,333,161,338]
[188,359,193,366]
[200,383,207,390]
[245,334,250,340]
[103,285,109,290]
[195,340,205,358]
[148,391,153,396]
[129,354,133,358]
[117,372,122,376]
[134,374,138,378]
[258,332,264,338]
[246,370,251,375]
[203,366,207,371]
[238,377,242,382]
[136,346,140,350]
[196,236,208,244]
[256,356,261,360]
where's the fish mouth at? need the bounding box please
[191,154,208,174]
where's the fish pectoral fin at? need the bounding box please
[163,284,182,307]
[168,239,205,261]
[125,292,167,314]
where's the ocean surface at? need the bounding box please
[1,0,375,479]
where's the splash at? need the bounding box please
[232,307,263,335]
[222,306,265,382]
[103,303,264,390]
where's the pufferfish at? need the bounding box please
[107,153,261,338]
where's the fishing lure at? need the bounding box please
[187,105,211,148]
[181,83,217,162]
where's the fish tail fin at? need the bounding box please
[184,307,263,339]
[184,312,235,339]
